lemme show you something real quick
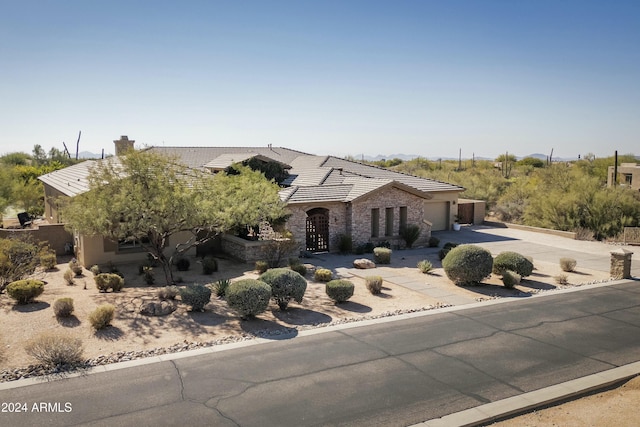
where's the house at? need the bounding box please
[608,163,640,190]
[39,136,465,266]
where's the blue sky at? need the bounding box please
[1,1,638,159]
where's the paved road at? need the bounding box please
[2,280,640,427]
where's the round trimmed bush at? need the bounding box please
[290,263,307,277]
[176,258,190,271]
[501,270,521,289]
[226,279,271,318]
[493,251,533,277]
[314,268,333,282]
[428,236,440,248]
[365,276,383,294]
[373,247,392,264]
[179,284,212,311]
[89,304,115,330]
[68,259,83,276]
[438,242,459,260]
[40,251,57,270]
[255,260,269,274]
[202,257,218,274]
[560,257,577,272]
[326,279,355,303]
[442,244,493,286]
[6,279,45,304]
[53,297,75,317]
[94,273,124,292]
[259,268,307,310]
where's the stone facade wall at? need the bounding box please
[351,187,427,248]
[221,234,270,263]
[286,202,347,252]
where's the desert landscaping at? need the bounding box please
[0,247,637,425]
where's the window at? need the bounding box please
[399,206,407,233]
[371,208,379,238]
[118,236,150,252]
[625,174,633,186]
[385,208,394,236]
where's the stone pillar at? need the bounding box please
[610,248,633,279]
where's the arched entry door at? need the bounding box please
[306,208,329,252]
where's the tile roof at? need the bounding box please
[38,160,98,197]
[41,145,463,202]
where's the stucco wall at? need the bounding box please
[0,223,73,255]
[77,230,196,267]
[43,185,68,224]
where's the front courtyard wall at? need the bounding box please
[77,230,196,267]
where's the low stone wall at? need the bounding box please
[0,223,73,255]
[483,221,577,239]
[221,234,269,263]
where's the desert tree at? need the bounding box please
[62,150,287,284]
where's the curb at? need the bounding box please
[414,362,640,427]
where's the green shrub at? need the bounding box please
[259,268,307,310]
[400,224,421,249]
[202,257,218,274]
[179,284,212,311]
[501,270,521,289]
[314,268,333,282]
[290,263,307,276]
[24,332,83,367]
[213,278,231,298]
[40,251,57,270]
[493,251,534,277]
[226,279,271,318]
[142,266,155,285]
[373,247,392,264]
[417,260,434,274]
[354,242,375,255]
[6,279,45,304]
[68,259,83,276]
[365,276,383,294]
[0,237,41,292]
[442,244,493,286]
[94,273,124,292]
[53,297,75,317]
[63,268,75,285]
[438,242,459,260]
[326,279,355,303]
[156,285,179,301]
[560,257,577,272]
[90,264,100,276]
[107,262,124,278]
[176,258,190,271]
[337,234,353,254]
[255,260,269,274]
[555,274,569,285]
[428,236,440,248]
[89,304,115,330]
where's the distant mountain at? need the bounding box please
[356,153,493,162]
[77,151,108,159]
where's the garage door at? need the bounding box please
[424,202,449,231]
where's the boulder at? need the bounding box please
[140,301,176,316]
[353,258,376,269]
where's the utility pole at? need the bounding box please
[614,150,618,186]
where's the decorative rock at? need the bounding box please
[140,301,176,316]
[353,258,376,269]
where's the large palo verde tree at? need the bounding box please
[62,150,286,284]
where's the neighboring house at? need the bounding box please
[608,163,640,191]
[39,136,464,266]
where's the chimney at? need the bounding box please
[114,135,135,156]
